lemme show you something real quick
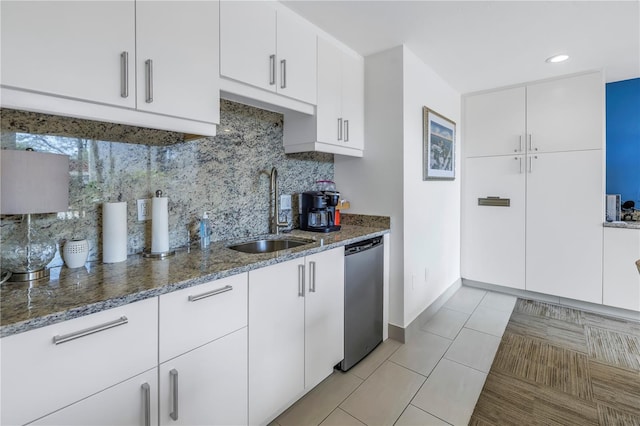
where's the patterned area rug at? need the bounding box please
[470,299,640,425]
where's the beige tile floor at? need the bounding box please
[272,286,518,426]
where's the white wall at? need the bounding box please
[335,46,405,326]
[335,45,461,329]
[401,47,461,326]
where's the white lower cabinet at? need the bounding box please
[304,248,345,390]
[158,273,248,426]
[1,248,350,426]
[462,155,526,289]
[462,150,604,304]
[0,297,158,426]
[248,247,345,425]
[248,258,305,425]
[525,150,603,303]
[159,328,248,426]
[30,369,158,426]
[603,227,640,311]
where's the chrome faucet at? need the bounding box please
[269,167,289,234]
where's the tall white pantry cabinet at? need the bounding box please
[462,72,605,304]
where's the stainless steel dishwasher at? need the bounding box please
[339,236,384,371]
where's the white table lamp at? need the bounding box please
[1,149,69,282]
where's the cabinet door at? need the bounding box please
[305,248,345,390]
[462,156,526,289]
[317,37,344,145]
[527,72,604,153]
[220,1,277,93]
[1,1,135,108]
[276,8,317,104]
[463,87,525,157]
[341,52,365,151]
[136,1,219,123]
[159,273,247,363]
[1,297,158,426]
[603,228,640,311]
[526,150,604,303]
[159,328,248,426]
[248,258,305,425]
[31,369,158,426]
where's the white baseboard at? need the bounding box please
[463,279,640,322]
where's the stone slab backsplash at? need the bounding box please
[0,100,334,267]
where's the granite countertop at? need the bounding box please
[603,221,640,230]
[0,224,389,338]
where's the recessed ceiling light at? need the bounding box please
[546,54,569,63]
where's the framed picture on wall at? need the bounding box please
[423,107,456,180]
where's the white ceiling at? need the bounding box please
[282,0,640,94]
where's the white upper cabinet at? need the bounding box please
[1,0,219,135]
[1,1,136,108]
[135,1,220,124]
[220,1,317,105]
[340,51,365,151]
[527,72,604,153]
[463,87,526,157]
[277,7,318,104]
[464,72,604,157]
[316,38,344,145]
[220,2,277,93]
[317,37,364,151]
[283,37,365,157]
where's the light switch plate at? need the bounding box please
[137,199,150,221]
[280,194,292,210]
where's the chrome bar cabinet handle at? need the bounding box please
[141,383,151,426]
[188,285,233,302]
[528,134,537,151]
[516,135,522,153]
[280,59,287,89]
[344,120,349,142]
[120,51,129,98]
[298,264,305,297]
[516,157,522,174]
[337,118,343,141]
[52,316,128,345]
[145,59,153,103]
[309,261,316,293]
[170,369,179,421]
[269,54,276,85]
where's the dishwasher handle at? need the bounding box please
[345,237,383,256]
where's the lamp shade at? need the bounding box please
[1,149,69,214]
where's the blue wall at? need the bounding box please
[606,78,640,205]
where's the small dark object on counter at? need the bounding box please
[622,200,635,210]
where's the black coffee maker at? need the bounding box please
[300,191,341,232]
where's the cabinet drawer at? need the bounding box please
[159,273,248,362]
[1,297,158,426]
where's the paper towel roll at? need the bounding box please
[103,202,127,263]
[151,196,170,253]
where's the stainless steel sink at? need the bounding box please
[227,238,314,254]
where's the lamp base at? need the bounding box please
[7,268,50,283]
